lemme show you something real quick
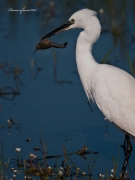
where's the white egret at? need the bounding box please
[41,9,134,177]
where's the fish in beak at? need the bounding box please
[34,39,68,54]
[41,19,75,40]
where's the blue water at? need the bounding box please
[0,0,135,179]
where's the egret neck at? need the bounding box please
[76,30,98,100]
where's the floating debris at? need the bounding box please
[58,170,63,176]
[15,148,21,152]
[7,118,13,127]
[76,146,89,155]
[7,118,17,134]
[56,79,72,84]
[25,138,33,142]
[81,146,88,151]
[34,147,41,151]
[65,137,72,141]
[29,153,37,159]
[11,168,16,171]
[35,38,68,52]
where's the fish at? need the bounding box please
[35,39,68,52]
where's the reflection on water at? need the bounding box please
[30,58,42,79]
[0,61,22,100]
[0,0,135,179]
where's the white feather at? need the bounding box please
[68,9,135,137]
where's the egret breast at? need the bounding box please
[91,64,135,137]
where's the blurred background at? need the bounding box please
[0,0,135,179]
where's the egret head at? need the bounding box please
[41,9,101,43]
[67,9,98,30]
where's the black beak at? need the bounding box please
[41,19,75,40]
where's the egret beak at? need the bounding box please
[41,19,75,40]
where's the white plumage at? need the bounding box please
[69,9,135,137]
[42,8,134,177]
